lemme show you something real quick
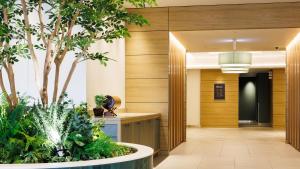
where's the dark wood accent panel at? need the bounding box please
[287,37,300,151]
[127,7,169,31]
[169,35,186,150]
[169,2,300,31]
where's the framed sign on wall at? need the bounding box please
[214,83,225,100]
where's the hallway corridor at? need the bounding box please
[155,128,300,169]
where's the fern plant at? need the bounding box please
[32,104,72,147]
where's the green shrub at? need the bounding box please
[94,95,107,108]
[0,96,53,163]
[0,96,132,164]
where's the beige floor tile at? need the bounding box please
[154,128,300,169]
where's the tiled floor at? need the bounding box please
[154,127,300,169]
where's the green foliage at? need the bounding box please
[83,131,132,159]
[95,95,107,108]
[0,0,30,67]
[31,103,73,146]
[22,0,156,66]
[0,96,53,164]
[0,96,132,164]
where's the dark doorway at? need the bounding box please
[239,72,272,127]
[239,77,257,122]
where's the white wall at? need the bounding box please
[186,69,201,126]
[2,52,86,105]
[86,39,125,109]
[2,38,125,107]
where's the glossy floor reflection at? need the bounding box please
[154,127,300,169]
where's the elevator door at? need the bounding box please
[239,77,257,122]
[256,73,272,124]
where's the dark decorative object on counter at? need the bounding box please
[103,96,121,117]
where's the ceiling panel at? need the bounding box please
[126,0,300,7]
[172,28,300,52]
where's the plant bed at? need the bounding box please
[0,143,154,169]
[0,97,153,167]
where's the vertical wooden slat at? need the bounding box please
[287,34,300,151]
[169,33,186,150]
[295,45,300,149]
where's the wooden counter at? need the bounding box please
[94,113,161,154]
[113,113,160,124]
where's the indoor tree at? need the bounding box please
[0,0,155,109]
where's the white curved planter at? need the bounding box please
[0,143,154,169]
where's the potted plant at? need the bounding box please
[93,95,107,117]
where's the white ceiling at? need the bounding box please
[172,28,300,52]
[126,0,300,7]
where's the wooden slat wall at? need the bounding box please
[169,34,186,150]
[125,7,170,153]
[200,70,239,128]
[272,69,286,129]
[169,2,300,31]
[287,38,300,151]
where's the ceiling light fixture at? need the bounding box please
[219,39,252,74]
[222,70,249,74]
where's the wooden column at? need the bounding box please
[125,8,170,153]
[287,34,300,151]
[169,33,186,150]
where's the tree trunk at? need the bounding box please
[42,49,53,106]
[0,69,13,108]
[21,0,43,101]
[52,59,62,103]
[5,63,18,106]
[58,58,80,103]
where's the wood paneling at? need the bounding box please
[287,39,300,151]
[201,81,239,92]
[160,126,169,154]
[201,91,238,103]
[200,70,239,128]
[169,34,186,150]
[126,103,168,127]
[201,71,238,81]
[169,2,300,31]
[125,31,169,56]
[125,7,170,153]
[126,79,168,102]
[127,8,169,32]
[126,55,169,79]
[273,92,286,104]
